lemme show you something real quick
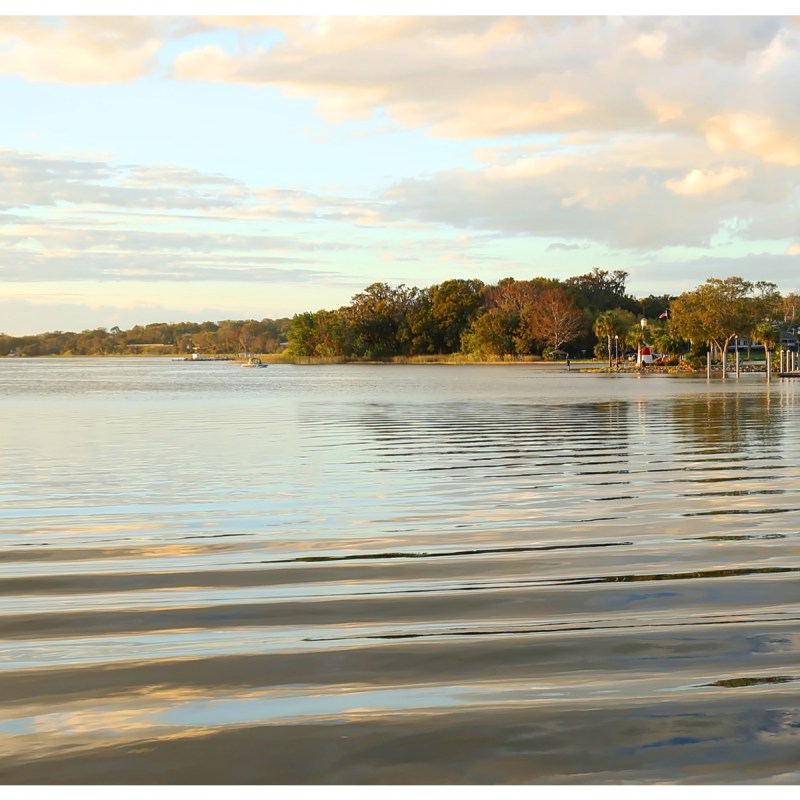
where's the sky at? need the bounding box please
[1,4,799,335]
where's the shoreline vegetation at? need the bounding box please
[3,271,798,370]
[4,352,781,376]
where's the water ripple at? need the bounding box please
[1,362,799,783]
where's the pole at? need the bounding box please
[707,350,711,380]
[766,348,771,382]
[639,318,647,369]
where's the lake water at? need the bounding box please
[1,358,799,784]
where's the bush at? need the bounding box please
[683,348,707,370]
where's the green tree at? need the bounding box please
[639,294,673,320]
[461,307,518,359]
[750,281,783,327]
[651,328,686,359]
[592,311,620,369]
[752,320,780,378]
[593,309,634,368]
[399,288,436,355]
[287,312,321,357]
[346,283,416,358]
[565,268,635,313]
[428,278,485,353]
[313,309,356,358]
[670,277,756,375]
[783,293,800,327]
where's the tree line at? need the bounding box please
[287,269,671,360]
[0,318,291,357]
[286,270,800,363]
[2,271,798,362]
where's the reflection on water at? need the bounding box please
[0,360,799,784]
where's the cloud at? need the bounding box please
[4,16,799,156]
[705,113,800,166]
[0,149,249,211]
[629,252,800,296]
[0,149,399,229]
[547,242,588,252]
[0,244,338,283]
[631,32,667,60]
[166,16,799,147]
[665,167,749,196]
[0,17,182,84]
[381,132,800,249]
[0,147,390,287]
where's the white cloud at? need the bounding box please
[166,16,799,148]
[0,149,248,211]
[382,133,800,249]
[4,17,800,315]
[704,114,800,166]
[665,167,750,196]
[0,17,178,83]
[631,31,668,60]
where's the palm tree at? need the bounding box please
[751,321,780,381]
[593,311,616,369]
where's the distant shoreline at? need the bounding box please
[4,353,593,366]
[5,353,780,376]
[2,353,693,371]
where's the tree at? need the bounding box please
[490,277,559,312]
[475,278,549,356]
[428,278,485,353]
[651,328,686,360]
[639,294,674,320]
[461,306,518,359]
[751,281,783,327]
[313,309,356,358]
[346,283,416,358]
[399,288,436,355]
[565,268,635,313]
[286,312,320,357]
[670,277,756,375]
[783,293,800,327]
[521,286,585,354]
[593,309,634,368]
[752,320,780,380]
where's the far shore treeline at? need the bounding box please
[2,270,799,365]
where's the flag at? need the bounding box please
[659,310,669,319]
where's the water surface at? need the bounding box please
[1,359,799,784]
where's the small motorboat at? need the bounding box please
[242,357,268,368]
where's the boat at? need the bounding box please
[242,356,268,368]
